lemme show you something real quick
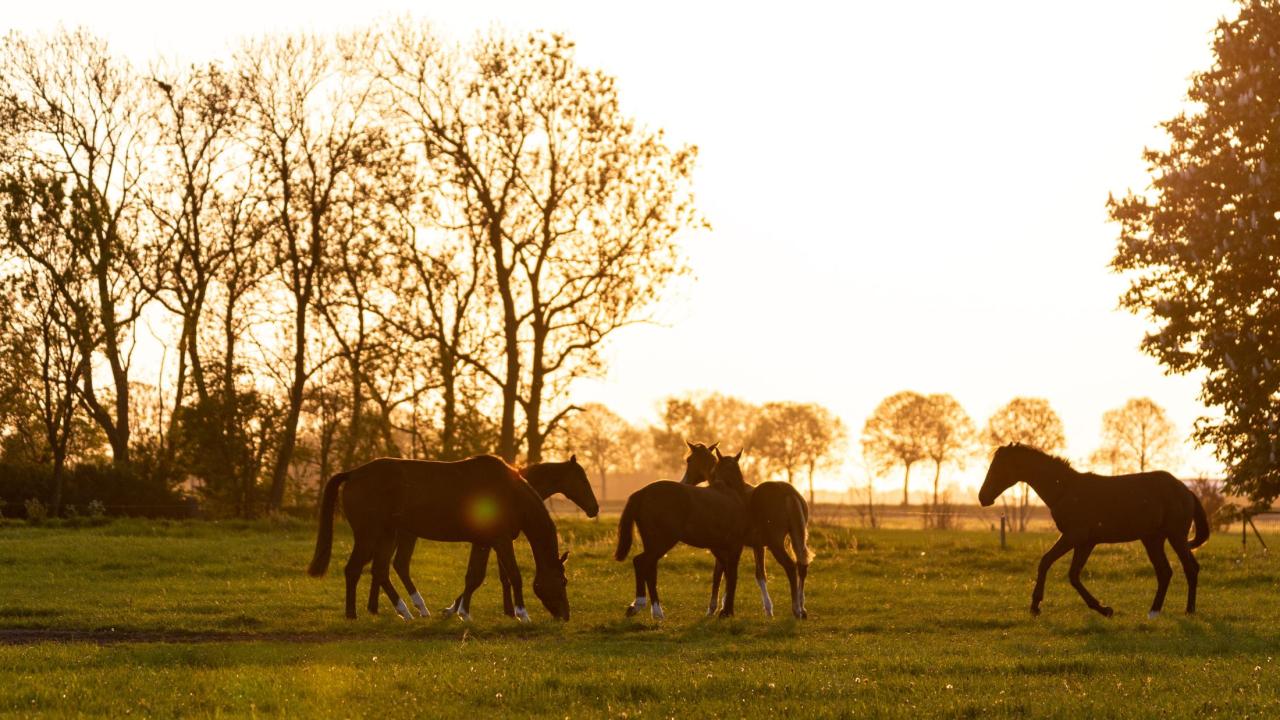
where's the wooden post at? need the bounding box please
[1000,514,1007,550]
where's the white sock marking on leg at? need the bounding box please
[651,602,664,620]
[757,578,774,617]
[410,592,429,617]
[633,596,647,610]
[514,606,530,623]
[394,599,412,621]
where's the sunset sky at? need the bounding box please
[7,1,1241,494]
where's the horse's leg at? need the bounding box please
[1030,535,1073,616]
[706,557,723,617]
[446,543,490,622]
[1067,543,1111,617]
[1168,534,1200,614]
[491,539,529,622]
[627,553,649,616]
[753,544,774,618]
[765,535,800,618]
[372,534,411,620]
[1142,536,1173,619]
[343,534,375,620]
[392,535,428,617]
[498,558,516,618]
[717,545,745,618]
[644,539,677,620]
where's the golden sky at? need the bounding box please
[6,0,1240,494]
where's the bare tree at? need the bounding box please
[236,31,391,509]
[984,397,1066,531]
[1090,397,1179,474]
[862,391,931,505]
[559,403,635,503]
[1,29,155,466]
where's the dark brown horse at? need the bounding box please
[978,444,1209,618]
[687,452,812,619]
[366,456,597,620]
[308,455,570,621]
[615,441,750,618]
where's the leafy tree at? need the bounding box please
[862,391,931,505]
[752,401,847,506]
[984,397,1066,530]
[558,403,641,502]
[1090,397,1179,474]
[1109,0,1280,503]
[919,394,976,512]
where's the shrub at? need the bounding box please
[87,500,106,519]
[24,498,48,524]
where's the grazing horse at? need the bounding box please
[308,455,570,622]
[978,444,1209,618]
[366,456,597,620]
[687,453,812,619]
[614,441,750,618]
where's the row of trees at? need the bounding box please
[861,392,1180,530]
[0,24,702,516]
[558,394,847,506]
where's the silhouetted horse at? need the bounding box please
[615,441,750,618]
[978,444,1209,618]
[685,452,812,619]
[308,455,570,622]
[365,456,597,620]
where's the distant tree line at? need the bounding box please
[0,24,702,517]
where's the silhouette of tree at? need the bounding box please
[1109,0,1280,503]
[1,30,155,466]
[862,391,931,505]
[752,401,847,506]
[1090,397,1178,474]
[558,403,637,502]
[920,393,976,512]
[984,397,1065,531]
[651,393,757,477]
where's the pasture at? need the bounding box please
[1,518,1279,718]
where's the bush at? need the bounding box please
[87,499,106,519]
[24,497,47,524]
[0,462,182,518]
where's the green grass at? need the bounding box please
[2,518,1279,718]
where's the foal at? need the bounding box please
[978,444,1209,618]
[614,442,750,618]
[689,453,812,619]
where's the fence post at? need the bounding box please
[1000,513,1007,550]
[1243,511,1248,551]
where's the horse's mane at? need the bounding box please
[1002,443,1075,472]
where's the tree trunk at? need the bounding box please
[932,460,941,508]
[901,461,912,506]
[267,298,308,511]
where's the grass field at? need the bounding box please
[2,517,1279,718]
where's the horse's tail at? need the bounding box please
[786,488,813,564]
[615,493,639,561]
[1189,492,1210,550]
[307,472,350,577]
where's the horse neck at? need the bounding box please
[522,464,558,500]
[513,483,559,567]
[1017,455,1074,508]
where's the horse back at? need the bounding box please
[1054,471,1196,542]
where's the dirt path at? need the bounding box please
[0,628,362,646]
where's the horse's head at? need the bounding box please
[559,454,598,518]
[711,447,746,491]
[679,440,719,485]
[978,445,1019,507]
[533,551,571,621]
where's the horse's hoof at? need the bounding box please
[626,605,639,617]
[1147,611,1160,620]
[514,607,530,623]
[764,609,774,618]
[717,609,734,619]
[1029,606,1041,617]
[1099,606,1114,618]
[345,612,357,620]
[651,604,665,620]
[706,607,718,617]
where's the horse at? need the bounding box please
[614,441,751,618]
[365,455,597,621]
[308,455,570,622]
[686,451,812,619]
[978,443,1209,618]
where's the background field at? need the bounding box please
[2,518,1279,718]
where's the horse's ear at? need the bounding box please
[569,453,577,464]
[734,448,743,461]
[559,551,570,564]
[713,446,723,460]
[710,441,720,451]
[685,439,695,451]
